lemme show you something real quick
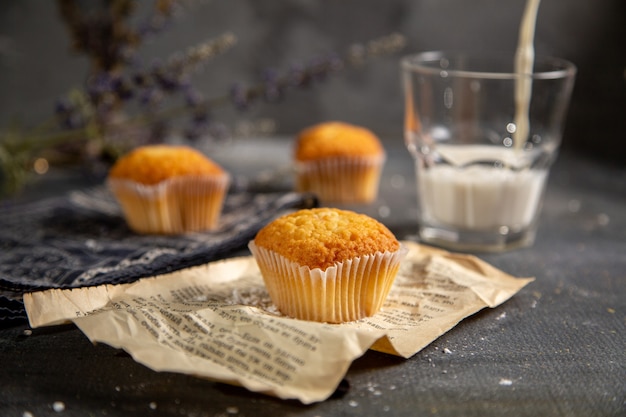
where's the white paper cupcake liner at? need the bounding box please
[248,241,408,323]
[295,155,385,203]
[107,174,229,234]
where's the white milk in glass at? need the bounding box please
[418,161,547,231]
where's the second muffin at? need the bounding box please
[294,121,385,204]
[249,208,407,323]
[107,145,229,234]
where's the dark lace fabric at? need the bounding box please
[0,187,317,326]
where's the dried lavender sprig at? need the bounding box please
[55,32,237,132]
[180,33,406,143]
[57,32,404,144]
[347,32,407,66]
[177,33,406,141]
[126,33,237,102]
[173,32,237,74]
[57,0,139,72]
[57,0,187,72]
[56,2,232,130]
[221,32,407,111]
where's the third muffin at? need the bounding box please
[294,121,385,203]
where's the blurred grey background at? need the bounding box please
[0,0,625,164]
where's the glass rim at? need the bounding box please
[401,50,577,80]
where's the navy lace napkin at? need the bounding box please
[0,187,317,326]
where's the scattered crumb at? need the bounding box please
[443,348,452,354]
[226,406,239,414]
[607,308,615,314]
[496,312,507,320]
[149,402,157,410]
[366,382,382,396]
[23,329,32,336]
[52,401,65,412]
[499,378,513,386]
[22,412,34,417]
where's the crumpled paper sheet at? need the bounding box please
[24,241,533,404]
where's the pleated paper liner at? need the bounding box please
[107,174,229,234]
[295,155,385,203]
[248,241,408,323]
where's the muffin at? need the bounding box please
[294,121,385,203]
[107,145,229,234]
[249,208,407,323]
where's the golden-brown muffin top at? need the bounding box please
[108,145,225,185]
[254,208,400,270]
[294,121,384,161]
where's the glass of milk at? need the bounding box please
[402,51,576,251]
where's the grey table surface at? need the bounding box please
[0,138,624,417]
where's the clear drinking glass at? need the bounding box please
[402,51,576,252]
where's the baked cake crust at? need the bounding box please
[108,145,224,185]
[294,121,384,161]
[254,208,400,270]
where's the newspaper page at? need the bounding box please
[24,241,533,404]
